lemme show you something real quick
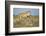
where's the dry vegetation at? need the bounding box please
[13,13,39,28]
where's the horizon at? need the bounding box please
[13,8,39,16]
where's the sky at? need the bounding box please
[13,8,39,16]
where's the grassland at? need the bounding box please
[13,15,39,28]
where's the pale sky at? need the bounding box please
[13,8,39,16]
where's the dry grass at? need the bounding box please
[13,15,39,28]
